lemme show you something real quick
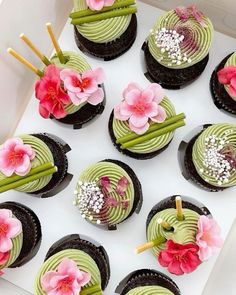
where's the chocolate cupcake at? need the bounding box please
[34,234,110,294]
[179,123,236,191]
[74,159,142,230]
[210,52,236,115]
[0,133,72,197]
[109,82,186,159]
[71,0,137,60]
[142,5,213,89]
[0,201,42,272]
[135,195,223,276]
[115,269,181,295]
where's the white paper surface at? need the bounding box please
[1,2,236,295]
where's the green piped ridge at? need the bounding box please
[74,0,132,43]
[148,9,213,69]
[34,249,102,295]
[112,97,176,154]
[147,208,200,257]
[126,285,174,295]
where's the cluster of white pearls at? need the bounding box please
[73,181,104,224]
[151,27,192,66]
[200,131,235,185]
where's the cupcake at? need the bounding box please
[74,159,143,230]
[109,82,186,159]
[142,5,213,89]
[71,0,137,60]
[34,234,110,294]
[0,201,42,273]
[0,133,72,197]
[135,195,223,276]
[115,269,181,295]
[210,52,236,115]
[180,123,236,191]
[8,24,106,129]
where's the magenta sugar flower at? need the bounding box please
[0,138,35,177]
[0,209,22,253]
[217,65,236,97]
[86,0,115,11]
[114,82,167,134]
[41,258,91,295]
[60,67,105,107]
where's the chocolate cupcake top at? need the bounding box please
[112,82,186,154]
[0,135,55,193]
[35,249,103,294]
[73,0,133,43]
[0,208,23,272]
[137,196,223,275]
[148,5,213,69]
[217,52,236,102]
[192,123,236,187]
[74,160,135,226]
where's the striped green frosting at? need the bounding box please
[126,286,174,295]
[50,51,91,115]
[147,208,200,256]
[224,52,236,101]
[74,0,132,43]
[112,97,176,154]
[148,9,213,69]
[77,161,134,225]
[34,249,101,294]
[0,215,23,269]
[192,123,236,187]
[0,135,54,193]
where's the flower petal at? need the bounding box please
[5,218,22,238]
[151,105,167,123]
[129,114,148,128]
[0,236,12,252]
[114,104,130,121]
[87,88,104,105]
[128,121,149,135]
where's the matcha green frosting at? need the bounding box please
[50,51,91,115]
[112,97,176,154]
[224,52,236,101]
[192,123,236,187]
[77,161,134,225]
[0,135,54,193]
[34,249,101,294]
[148,9,213,69]
[74,0,132,43]
[147,208,200,256]
[126,286,174,295]
[0,215,23,269]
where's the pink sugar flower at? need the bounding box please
[41,258,91,295]
[0,138,35,177]
[86,0,115,11]
[217,66,236,97]
[60,68,105,106]
[196,215,223,261]
[114,82,166,134]
[0,209,22,253]
[35,65,71,119]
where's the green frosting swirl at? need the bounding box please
[50,51,91,115]
[0,135,54,193]
[77,161,134,225]
[224,52,236,101]
[126,286,174,295]
[147,208,199,256]
[112,97,176,154]
[148,9,213,69]
[34,249,101,294]
[0,215,23,269]
[74,0,132,43]
[192,123,236,187]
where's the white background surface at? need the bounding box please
[1,2,236,294]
